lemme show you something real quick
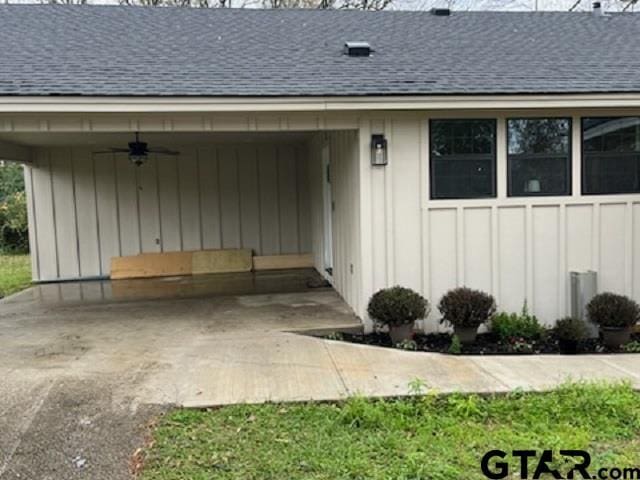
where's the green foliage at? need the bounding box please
[622,341,640,353]
[0,163,28,253]
[141,382,640,480]
[394,339,417,351]
[587,292,640,329]
[448,334,462,354]
[438,287,496,329]
[0,162,25,202]
[367,286,429,327]
[325,332,344,341]
[554,317,588,342]
[0,254,31,298]
[490,302,545,341]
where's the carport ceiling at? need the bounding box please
[0,131,315,148]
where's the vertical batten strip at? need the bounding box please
[70,149,82,277]
[235,147,244,249]
[91,154,103,276]
[384,119,395,285]
[593,202,601,276]
[24,164,40,281]
[418,118,427,298]
[155,154,164,252]
[256,147,264,255]
[113,154,122,257]
[558,204,567,317]
[525,204,534,311]
[48,152,60,279]
[176,155,184,251]
[490,205,499,301]
[275,146,282,255]
[456,206,464,286]
[294,146,301,254]
[196,148,204,251]
[625,201,634,297]
[134,164,143,254]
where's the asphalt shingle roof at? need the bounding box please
[0,4,639,97]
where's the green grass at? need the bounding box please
[0,254,31,298]
[141,382,640,480]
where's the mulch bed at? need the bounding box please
[326,331,640,355]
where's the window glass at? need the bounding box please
[582,117,640,195]
[430,119,496,199]
[507,118,571,196]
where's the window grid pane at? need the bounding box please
[507,118,571,197]
[582,117,640,195]
[430,119,496,200]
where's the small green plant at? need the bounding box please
[587,293,640,329]
[507,338,535,353]
[395,339,418,351]
[622,341,640,353]
[325,332,344,341]
[367,286,429,327]
[438,287,496,329]
[407,377,428,395]
[448,335,462,354]
[491,302,545,341]
[554,317,588,342]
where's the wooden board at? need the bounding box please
[253,253,314,271]
[192,249,252,275]
[110,251,192,279]
[110,248,254,279]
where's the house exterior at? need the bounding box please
[1,4,639,331]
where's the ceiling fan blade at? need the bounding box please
[93,148,130,154]
[148,147,180,156]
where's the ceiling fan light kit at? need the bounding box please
[93,132,179,166]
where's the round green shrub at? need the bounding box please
[367,286,429,327]
[438,287,496,329]
[586,292,640,329]
[554,317,588,342]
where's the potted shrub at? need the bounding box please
[586,292,640,349]
[554,317,587,354]
[438,287,496,344]
[367,286,429,344]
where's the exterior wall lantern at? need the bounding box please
[371,134,388,166]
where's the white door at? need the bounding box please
[321,145,334,278]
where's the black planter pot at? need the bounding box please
[453,326,478,345]
[388,323,414,344]
[558,339,579,354]
[600,327,632,349]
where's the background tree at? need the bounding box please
[0,162,28,254]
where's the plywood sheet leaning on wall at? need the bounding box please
[111,251,193,279]
[192,249,252,275]
[110,249,252,279]
[253,253,314,271]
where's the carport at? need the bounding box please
[0,119,364,321]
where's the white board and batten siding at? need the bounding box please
[357,113,640,330]
[26,143,311,281]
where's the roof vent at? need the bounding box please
[344,41,371,57]
[430,7,451,16]
[592,1,605,16]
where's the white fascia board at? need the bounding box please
[1,94,640,113]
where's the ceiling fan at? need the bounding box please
[94,132,179,166]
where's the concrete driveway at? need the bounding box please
[0,269,360,480]
[2,269,640,479]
